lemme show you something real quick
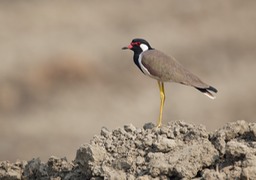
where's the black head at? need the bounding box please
[122,38,153,54]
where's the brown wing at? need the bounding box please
[141,49,210,89]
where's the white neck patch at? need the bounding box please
[140,44,149,52]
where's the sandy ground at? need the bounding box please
[0,1,256,161]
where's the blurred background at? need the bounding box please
[0,0,255,162]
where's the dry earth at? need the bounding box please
[0,0,256,163]
[1,120,256,179]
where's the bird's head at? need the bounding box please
[122,38,153,53]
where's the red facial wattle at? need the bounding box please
[128,44,133,49]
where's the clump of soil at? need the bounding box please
[1,120,256,179]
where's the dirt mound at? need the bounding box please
[1,120,256,179]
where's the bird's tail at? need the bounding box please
[196,86,218,99]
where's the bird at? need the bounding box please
[122,38,217,127]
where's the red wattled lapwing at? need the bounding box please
[122,38,217,127]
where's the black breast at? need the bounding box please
[133,53,144,73]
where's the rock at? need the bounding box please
[23,158,48,180]
[0,161,24,180]
[75,144,107,177]
[208,120,256,179]
[143,122,155,130]
[100,127,111,137]
[47,156,74,178]
[1,120,256,179]
[210,120,250,155]
[201,169,227,180]
[124,124,137,133]
[152,136,177,152]
[226,140,249,157]
[75,120,220,179]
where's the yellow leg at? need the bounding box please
[157,81,165,127]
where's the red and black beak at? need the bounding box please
[122,44,133,50]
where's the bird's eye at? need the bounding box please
[131,42,141,46]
